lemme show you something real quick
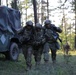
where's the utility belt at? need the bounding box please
[46,38,57,43]
[48,41,55,43]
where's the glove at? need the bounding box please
[41,38,46,44]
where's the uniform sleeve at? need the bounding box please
[52,24,62,33]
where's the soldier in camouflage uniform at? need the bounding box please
[21,21,34,70]
[33,23,45,66]
[44,19,62,63]
[63,42,70,56]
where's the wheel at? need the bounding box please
[9,43,19,61]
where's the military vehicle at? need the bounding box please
[0,6,22,61]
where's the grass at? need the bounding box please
[0,50,76,75]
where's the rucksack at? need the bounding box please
[45,29,59,42]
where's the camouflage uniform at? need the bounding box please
[43,42,50,63]
[63,42,70,55]
[21,21,34,70]
[44,19,62,63]
[33,23,45,65]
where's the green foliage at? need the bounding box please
[59,23,75,50]
[18,0,32,9]
[18,0,33,21]
[72,0,76,11]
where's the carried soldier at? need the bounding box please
[33,23,46,66]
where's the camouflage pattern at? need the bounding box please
[43,43,49,62]
[21,21,34,70]
[33,23,45,65]
[45,29,59,43]
[22,45,33,68]
[43,20,62,63]
[33,46,43,65]
[63,42,70,55]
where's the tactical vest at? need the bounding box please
[34,29,45,45]
[45,29,58,42]
[35,30,43,41]
[22,29,33,44]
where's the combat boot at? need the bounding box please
[44,60,49,64]
[52,60,56,64]
[45,61,48,64]
[26,65,31,71]
[35,62,41,70]
[35,61,41,66]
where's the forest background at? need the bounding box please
[0,0,76,50]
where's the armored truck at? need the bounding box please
[0,6,22,61]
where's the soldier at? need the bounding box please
[21,21,34,71]
[44,19,62,63]
[33,23,46,66]
[63,42,70,56]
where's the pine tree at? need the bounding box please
[72,0,76,49]
[11,0,18,10]
[0,0,1,5]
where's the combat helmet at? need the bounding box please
[44,19,51,25]
[44,19,51,28]
[35,23,42,29]
[26,21,33,27]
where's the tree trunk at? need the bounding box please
[41,3,44,24]
[32,0,38,25]
[6,0,8,6]
[26,3,27,22]
[0,0,1,5]
[11,0,18,10]
[74,0,76,50]
[47,0,49,19]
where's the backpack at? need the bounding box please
[45,29,59,42]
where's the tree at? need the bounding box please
[11,0,18,10]
[58,0,68,43]
[6,0,8,6]
[47,0,49,19]
[18,0,32,22]
[0,0,1,5]
[74,0,76,49]
[22,0,32,21]
[41,0,48,24]
[32,0,38,25]
[57,0,75,49]
[72,0,76,49]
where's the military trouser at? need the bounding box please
[33,46,43,65]
[22,45,33,68]
[43,42,58,63]
[49,42,58,63]
[51,49,57,61]
[43,43,49,62]
[64,49,69,55]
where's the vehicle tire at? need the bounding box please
[9,43,19,61]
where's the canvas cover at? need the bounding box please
[0,6,21,34]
